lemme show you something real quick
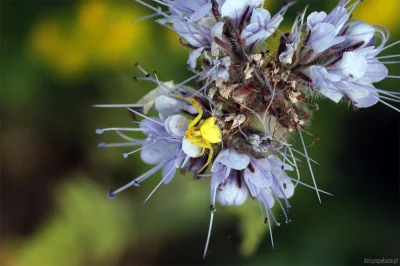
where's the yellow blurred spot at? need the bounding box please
[54,41,87,76]
[353,0,400,31]
[31,20,86,76]
[30,1,150,76]
[78,1,108,40]
[31,20,63,61]
[102,11,144,64]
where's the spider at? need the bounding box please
[177,96,222,172]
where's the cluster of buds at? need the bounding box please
[96,0,399,257]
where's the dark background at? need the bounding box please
[1,0,399,265]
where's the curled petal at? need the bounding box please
[212,148,250,171]
[243,158,272,196]
[141,140,178,165]
[155,95,187,118]
[344,83,379,108]
[304,66,343,103]
[189,2,212,21]
[363,58,388,83]
[221,0,262,21]
[334,51,368,80]
[165,114,188,137]
[259,189,275,208]
[307,11,327,29]
[182,137,202,157]
[139,117,166,136]
[342,20,375,47]
[162,159,177,184]
[308,23,345,52]
[188,47,205,69]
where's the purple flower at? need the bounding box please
[210,148,250,206]
[241,3,292,47]
[279,7,307,64]
[95,94,205,200]
[220,0,263,22]
[300,0,360,63]
[216,171,249,206]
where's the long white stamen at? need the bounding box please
[135,0,171,18]
[286,145,319,165]
[377,98,400,112]
[115,130,137,141]
[376,54,400,59]
[153,71,173,95]
[380,61,400,65]
[93,104,143,108]
[176,72,201,88]
[152,0,186,18]
[287,177,333,195]
[128,108,165,126]
[258,199,266,218]
[271,189,290,222]
[298,129,321,203]
[203,189,217,259]
[288,147,301,188]
[266,208,274,249]
[133,11,162,23]
[143,162,176,203]
[98,141,144,148]
[123,141,155,158]
[261,193,280,226]
[380,40,400,52]
[96,128,146,134]
[352,83,400,98]
[380,96,400,103]
[109,161,166,197]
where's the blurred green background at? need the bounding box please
[1,1,399,265]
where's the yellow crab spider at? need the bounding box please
[177,96,222,172]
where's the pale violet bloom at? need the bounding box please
[171,21,212,49]
[303,44,390,108]
[210,148,250,207]
[169,0,213,21]
[243,155,295,226]
[216,171,248,206]
[241,4,292,47]
[340,20,376,48]
[298,1,400,111]
[301,0,361,63]
[220,0,263,22]
[279,6,307,64]
[203,148,301,256]
[155,93,198,119]
[95,94,204,199]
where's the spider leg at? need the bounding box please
[193,142,213,173]
[176,119,192,128]
[176,96,203,129]
[197,147,206,158]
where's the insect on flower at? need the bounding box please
[177,96,222,172]
[95,0,400,258]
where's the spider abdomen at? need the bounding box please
[200,117,222,144]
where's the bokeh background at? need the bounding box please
[1,0,399,265]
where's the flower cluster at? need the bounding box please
[96,0,399,257]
